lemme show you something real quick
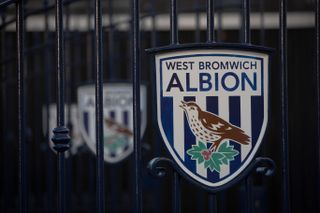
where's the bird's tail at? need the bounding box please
[231,129,250,145]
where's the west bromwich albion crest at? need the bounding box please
[77,83,147,163]
[153,46,270,188]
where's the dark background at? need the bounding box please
[0,0,318,212]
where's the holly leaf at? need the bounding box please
[204,152,224,172]
[217,142,239,165]
[186,141,207,164]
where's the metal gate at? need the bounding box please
[0,0,319,212]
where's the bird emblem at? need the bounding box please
[180,100,250,160]
[104,118,133,138]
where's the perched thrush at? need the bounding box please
[180,100,250,159]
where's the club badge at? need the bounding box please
[77,83,147,163]
[152,46,270,188]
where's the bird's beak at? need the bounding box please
[179,100,186,109]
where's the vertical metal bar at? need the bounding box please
[316,0,320,212]
[55,0,65,132]
[259,0,265,45]
[132,0,142,211]
[107,0,120,212]
[169,0,180,211]
[94,0,105,211]
[280,0,290,212]
[65,6,73,213]
[16,0,27,212]
[172,172,181,213]
[43,1,54,212]
[1,11,9,213]
[207,0,215,42]
[242,0,253,212]
[194,0,200,42]
[108,0,115,79]
[170,0,178,44]
[52,0,71,212]
[150,0,157,47]
[208,193,217,213]
[216,0,222,42]
[245,177,253,213]
[242,0,250,43]
[86,0,94,81]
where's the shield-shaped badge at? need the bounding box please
[153,46,270,188]
[77,83,147,163]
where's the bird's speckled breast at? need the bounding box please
[185,112,221,143]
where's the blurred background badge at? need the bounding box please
[77,83,147,163]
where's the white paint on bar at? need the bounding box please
[173,97,185,161]
[196,96,207,178]
[218,95,230,179]
[240,95,252,161]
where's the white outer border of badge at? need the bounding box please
[155,49,269,187]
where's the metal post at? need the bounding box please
[131,0,142,211]
[245,177,253,213]
[51,0,71,212]
[194,0,200,42]
[207,0,214,42]
[170,0,178,44]
[108,0,115,79]
[169,0,181,212]
[1,12,9,213]
[242,0,253,212]
[43,1,55,212]
[16,0,27,212]
[208,193,217,213]
[242,0,250,43]
[86,0,94,81]
[94,0,105,211]
[172,172,181,213]
[279,0,290,212]
[259,0,265,45]
[316,0,320,212]
[216,0,222,42]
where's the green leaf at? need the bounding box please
[186,141,207,164]
[204,152,224,172]
[217,141,239,165]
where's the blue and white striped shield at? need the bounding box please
[77,83,147,163]
[155,48,269,187]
